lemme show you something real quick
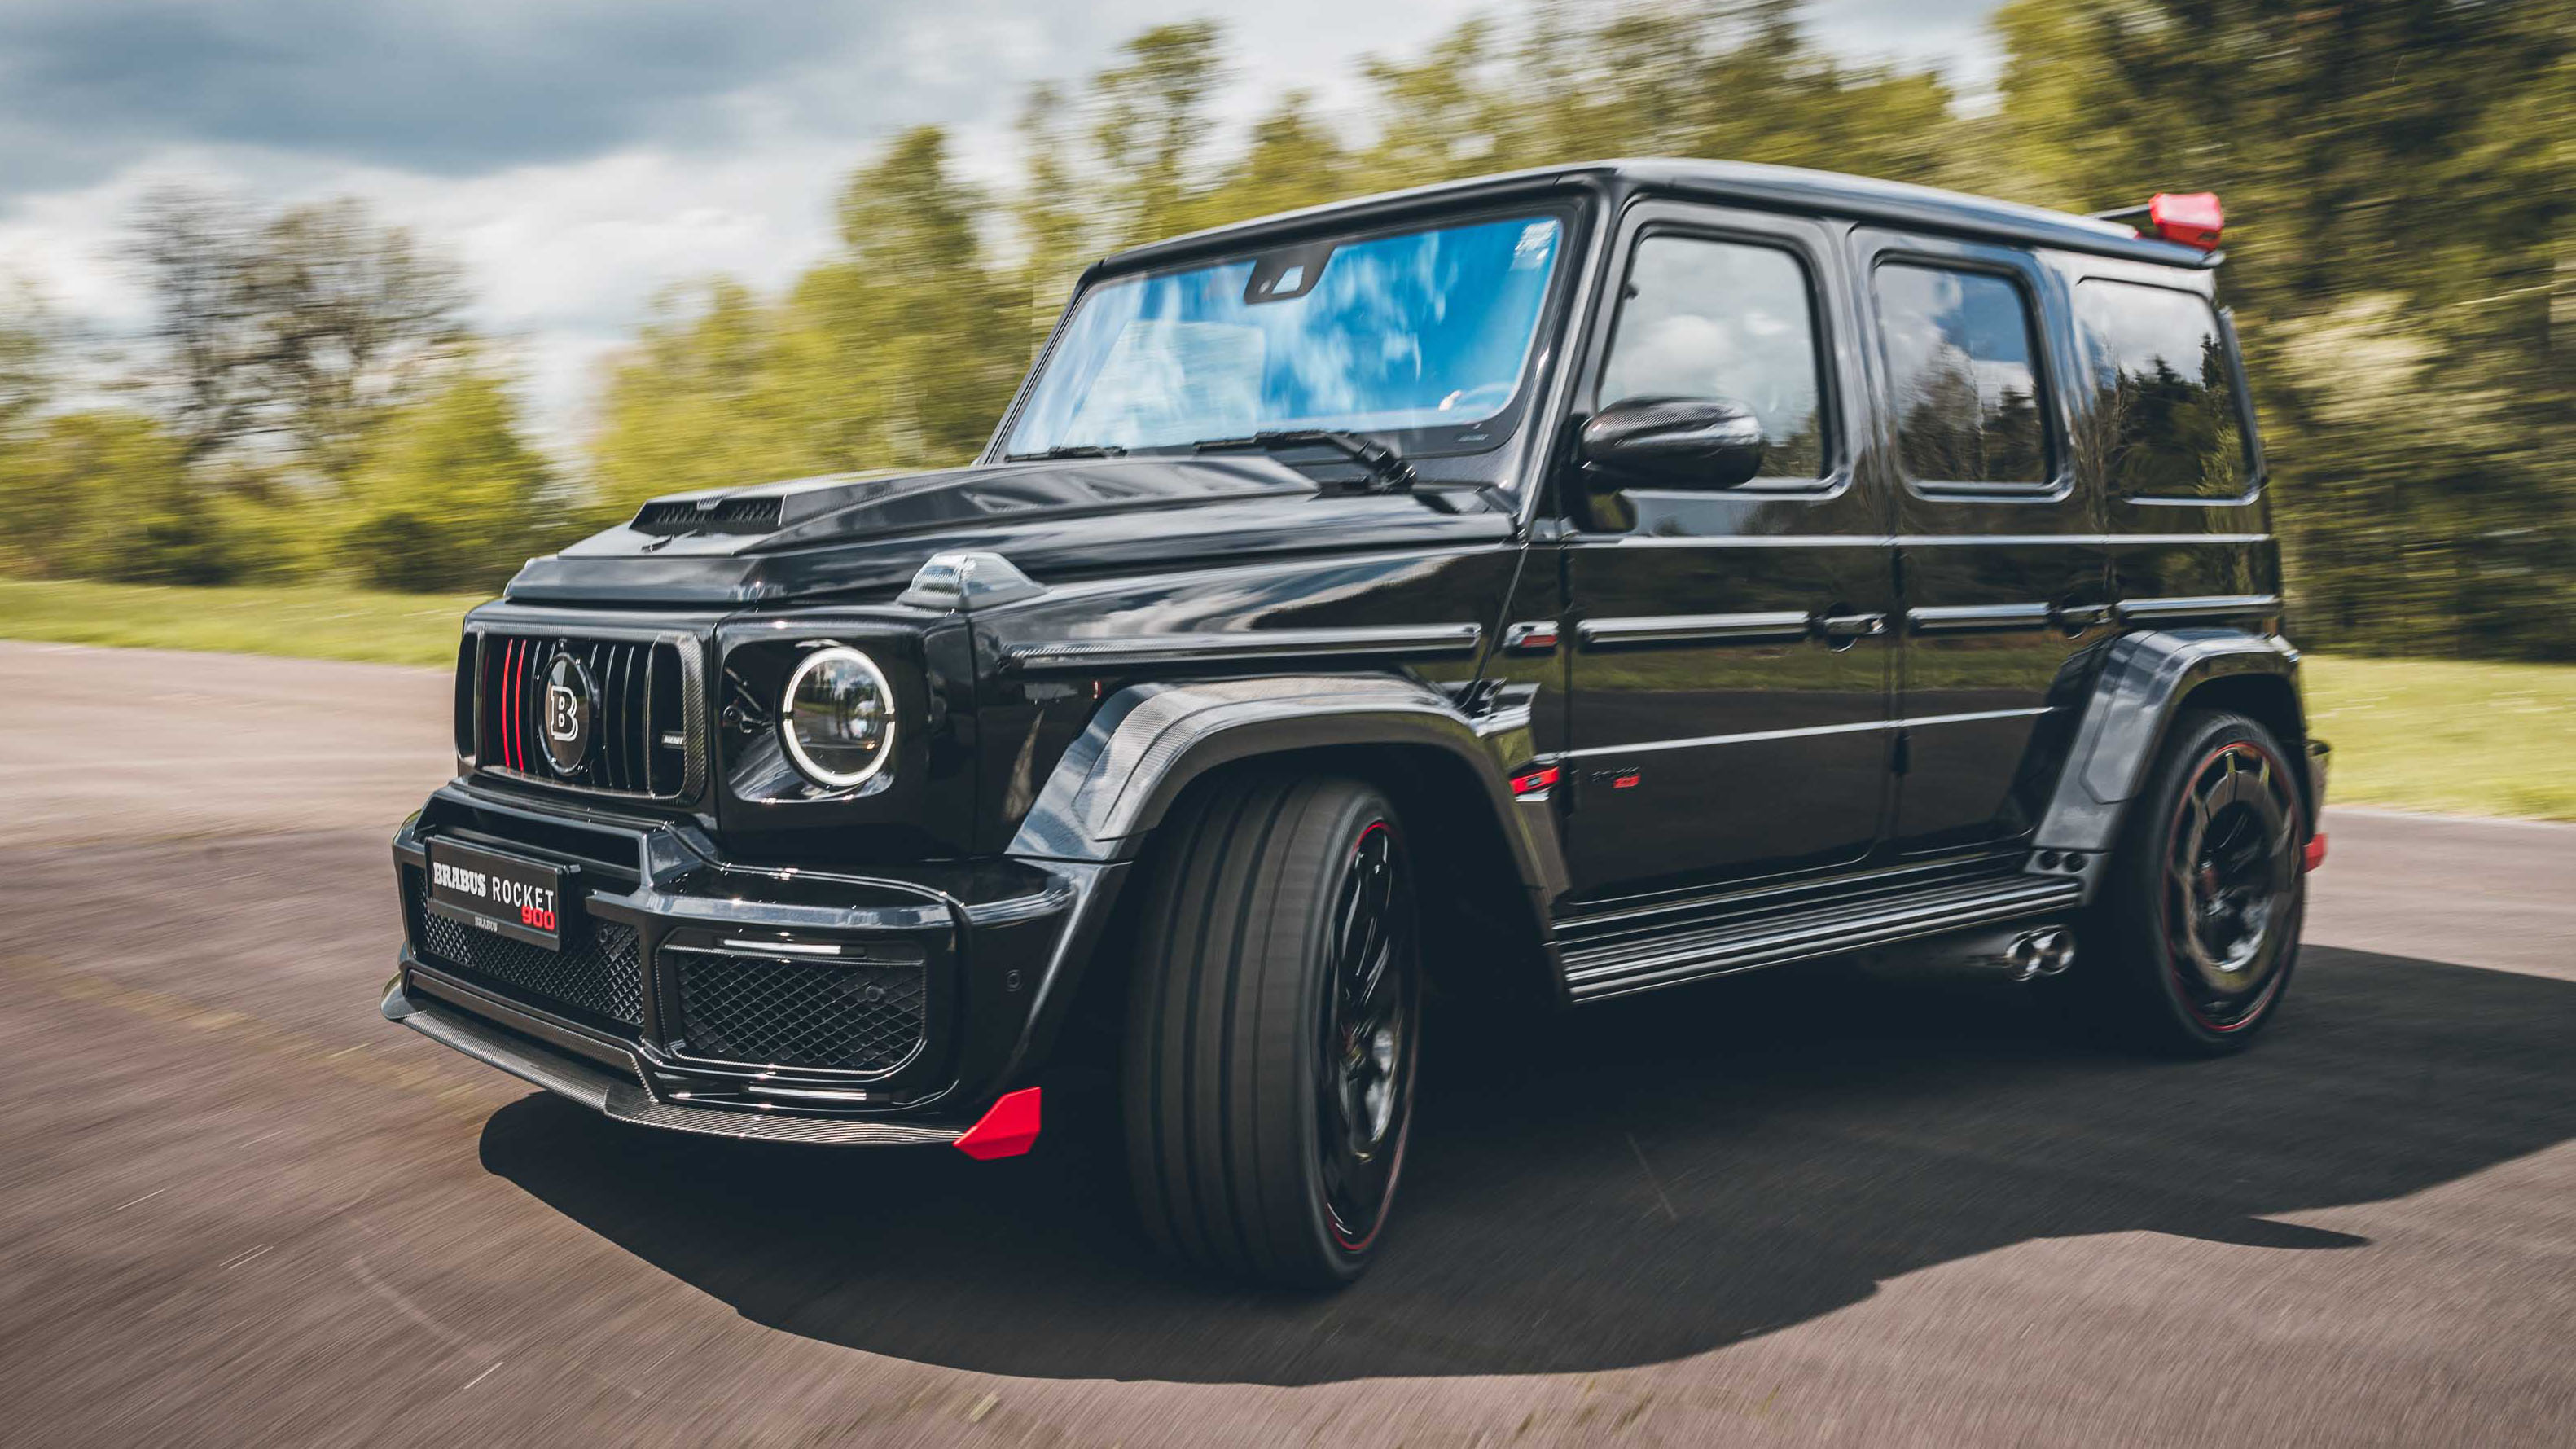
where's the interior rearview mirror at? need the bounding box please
[1578,396,1767,490]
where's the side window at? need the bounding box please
[1874,262,2050,485]
[2075,279,2255,500]
[1598,235,1828,478]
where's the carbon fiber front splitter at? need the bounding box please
[382,974,969,1147]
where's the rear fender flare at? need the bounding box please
[2034,629,2312,862]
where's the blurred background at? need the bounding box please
[0,4,2565,626]
[1,0,2569,816]
[2,7,2572,1446]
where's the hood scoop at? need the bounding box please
[632,495,787,537]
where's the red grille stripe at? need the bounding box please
[503,639,523,771]
[518,639,532,771]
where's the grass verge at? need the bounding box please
[2,578,2568,819]
[2303,655,2575,822]
[0,578,485,669]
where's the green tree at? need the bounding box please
[566,0,2569,661]
[1090,20,1227,244]
[7,410,228,583]
[341,371,556,592]
[126,188,471,481]
[589,128,1025,517]
[1986,0,2576,657]
[0,280,53,439]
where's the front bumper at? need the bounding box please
[382,974,970,1145]
[386,783,1119,1147]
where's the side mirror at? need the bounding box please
[1578,396,1767,490]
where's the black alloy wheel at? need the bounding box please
[2082,709,2307,1054]
[1123,775,1420,1286]
[1318,819,1414,1256]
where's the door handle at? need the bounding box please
[1810,610,1888,643]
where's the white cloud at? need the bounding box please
[0,1,2003,459]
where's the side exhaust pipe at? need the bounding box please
[1850,922,2081,982]
[2004,926,2076,982]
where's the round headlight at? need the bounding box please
[779,647,895,788]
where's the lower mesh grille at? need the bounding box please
[676,953,927,1071]
[415,893,645,1028]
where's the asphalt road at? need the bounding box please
[3,639,2570,1447]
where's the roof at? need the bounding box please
[1098,158,2218,275]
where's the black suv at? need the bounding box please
[386,160,2329,1287]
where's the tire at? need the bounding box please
[2078,709,2307,1056]
[1121,774,1420,1287]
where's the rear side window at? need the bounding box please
[1599,235,1828,478]
[1874,262,2050,485]
[2075,279,2255,499]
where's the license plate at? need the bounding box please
[424,839,578,951]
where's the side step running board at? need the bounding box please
[1561,874,2082,1003]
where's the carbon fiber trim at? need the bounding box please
[1576,611,1810,647]
[1058,676,1433,843]
[384,981,964,1147]
[1001,623,1482,674]
[608,1093,960,1145]
[2113,594,2280,624]
[1562,875,2083,1002]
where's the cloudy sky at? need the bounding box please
[0,0,2002,454]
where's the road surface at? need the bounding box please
[2,640,2569,1447]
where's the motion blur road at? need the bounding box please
[3,639,2570,1447]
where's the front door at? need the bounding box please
[1558,203,1894,900]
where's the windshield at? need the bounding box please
[1003,212,1566,458]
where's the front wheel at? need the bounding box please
[1121,775,1420,1286]
[2078,709,2308,1055]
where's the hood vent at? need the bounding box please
[633,496,785,537]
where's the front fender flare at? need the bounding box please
[987,674,1570,1086]
[1006,674,1567,898]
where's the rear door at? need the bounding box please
[2071,266,2280,637]
[1557,201,1894,899]
[1852,231,2112,854]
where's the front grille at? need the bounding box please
[675,952,927,1071]
[413,886,647,1028]
[474,633,692,797]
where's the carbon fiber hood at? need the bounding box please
[505,454,1512,608]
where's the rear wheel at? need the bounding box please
[1121,775,1419,1286]
[2080,709,2306,1055]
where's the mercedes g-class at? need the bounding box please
[385,162,2328,1287]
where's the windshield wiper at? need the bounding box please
[1003,443,1128,461]
[1192,429,1415,492]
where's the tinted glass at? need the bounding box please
[1007,214,1562,455]
[1876,263,2049,484]
[2076,280,2254,499]
[1599,235,1827,477]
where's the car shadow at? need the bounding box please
[480,946,2576,1385]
